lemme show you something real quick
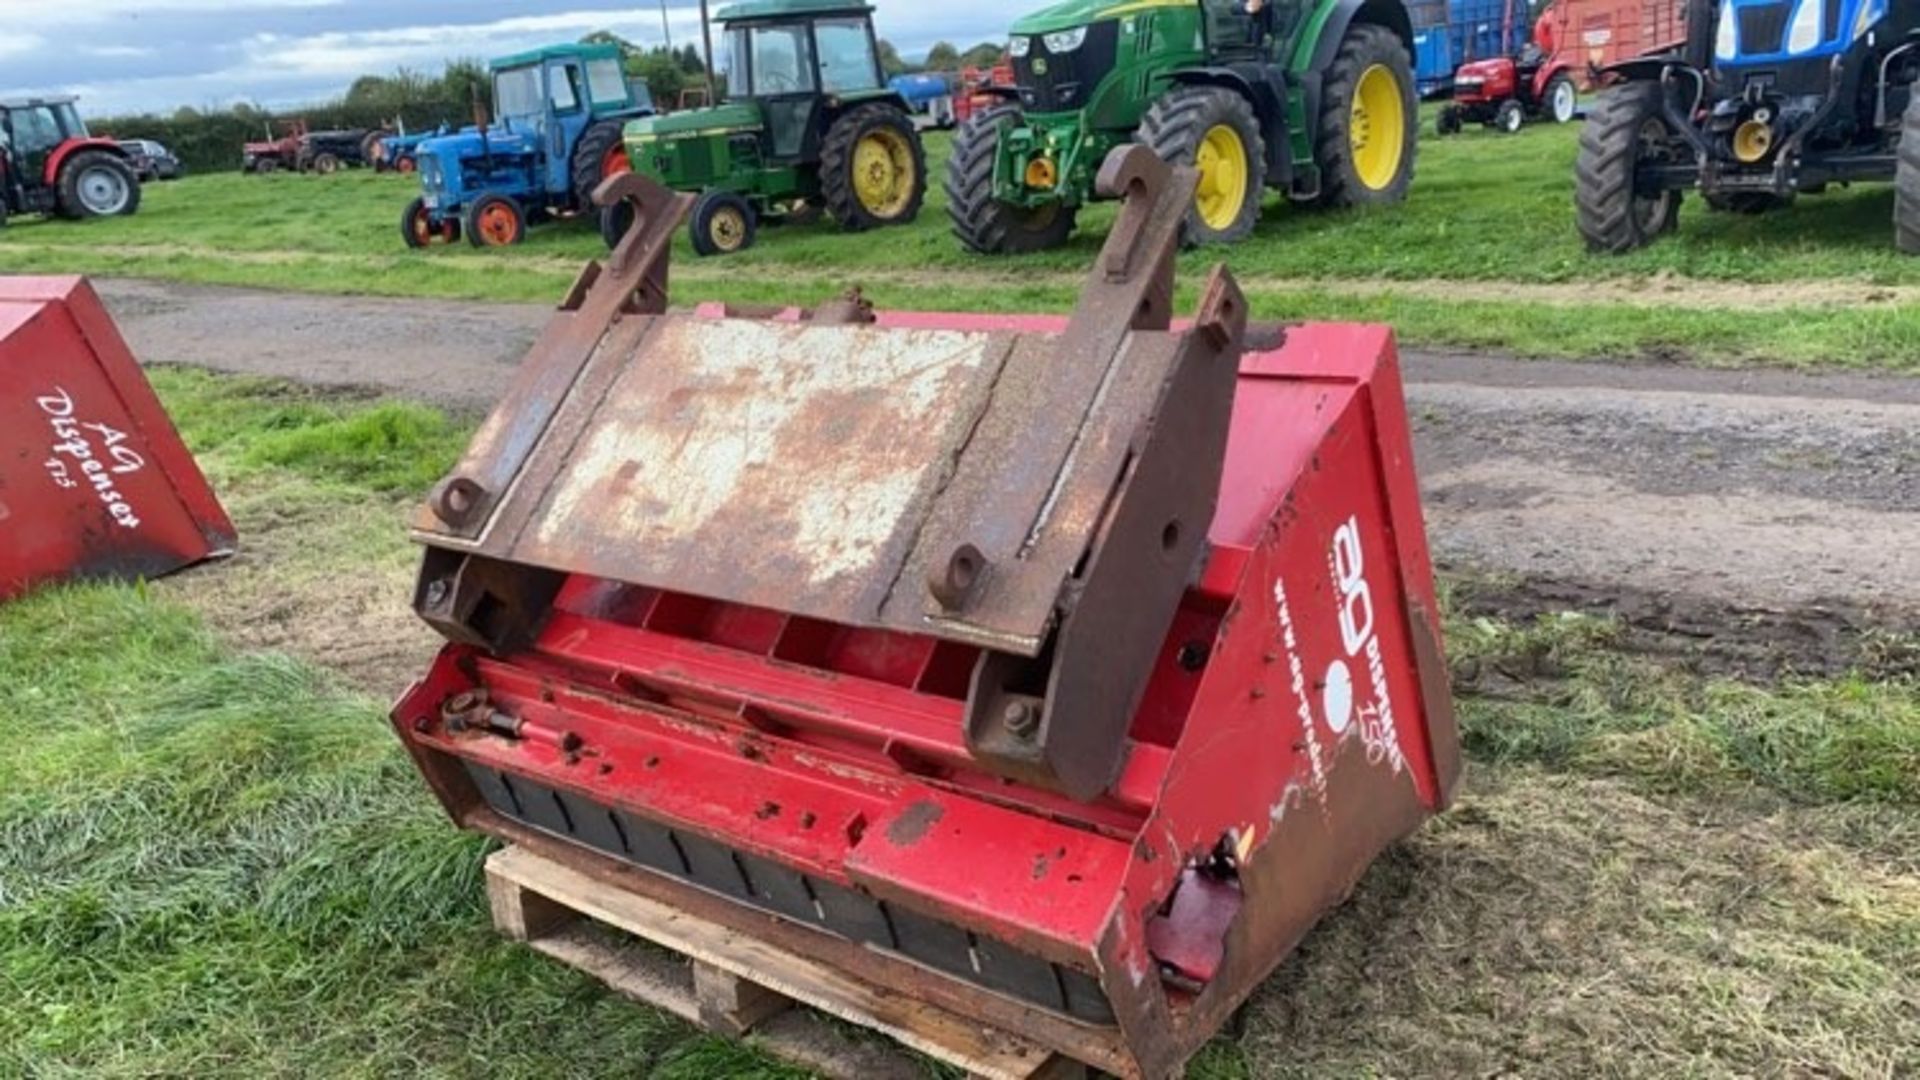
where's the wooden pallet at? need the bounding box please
[486,845,1090,1080]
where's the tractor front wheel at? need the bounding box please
[572,120,631,209]
[1436,107,1463,136]
[1140,86,1267,245]
[945,103,1077,254]
[401,196,459,248]
[1896,77,1920,253]
[821,103,927,230]
[1315,24,1417,207]
[1575,82,1683,253]
[689,190,758,257]
[56,152,141,219]
[465,194,526,248]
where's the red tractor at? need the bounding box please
[0,96,142,225]
[1436,1,1578,135]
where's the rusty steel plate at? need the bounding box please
[422,310,1193,655]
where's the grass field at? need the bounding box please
[3,372,1916,1077]
[3,119,1920,369]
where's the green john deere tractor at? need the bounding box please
[604,0,926,256]
[948,0,1418,252]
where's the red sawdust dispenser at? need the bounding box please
[393,150,1461,1078]
[0,276,235,601]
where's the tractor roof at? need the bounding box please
[0,95,79,109]
[714,0,873,23]
[489,41,624,71]
[1011,0,1177,35]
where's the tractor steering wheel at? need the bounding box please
[759,70,802,94]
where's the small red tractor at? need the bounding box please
[242,121,305,174]
[1437,3,1578,134]
[0,96,142,225]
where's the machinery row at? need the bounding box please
[11,0,1918,253]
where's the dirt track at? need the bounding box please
[100,277,1920,673]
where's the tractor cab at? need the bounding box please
[0,96,140,223]
[404,42,654,248]
[609,0,926,257]
[628,1,897,170]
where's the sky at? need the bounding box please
[0,1,1037,115]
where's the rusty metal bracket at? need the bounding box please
[961,149,1248,800]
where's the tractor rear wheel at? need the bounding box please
[1545,75,1578,123]
[1315,23,1417,207]
[313,152,342,175]
[946,103,1077,254]
[1493,100,1525,134]
[1139,86,1266,245]
[465,194,526,248]
[1896,78,1920,253]
[56,152,141,219]
[1575,82,1682,253]
[689,190,758,257]
[821,103,927,230]
[571,120,631,209]
[401,196,459,248]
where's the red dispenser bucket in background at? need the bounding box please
[0,276,236,602]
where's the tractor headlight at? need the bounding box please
[1851,0,1885,42]
[1042,27,1088,53]
[1009,35,1032,58]
[1715,3,1737,59]
[1786,0,1824,52]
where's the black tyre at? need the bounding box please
[821,102,927,230]
[1494,99,1525,134]
[945,103,1078,254]
[571,120,632,209]
[401,196,459,248]
[361,131,387,167]
[257,157,280,175]
[464,194,527,248]
[56,152,141,219]
[598,200,635,250]
[1139,85,1267,245]
[1437,107,1463,136]
[689,189,757,256]
[313,152,342,175]
[1897,78,1920,254]
[1315,23,1418,207]
[1575,81,1683,253]
[1544,74,1578,123]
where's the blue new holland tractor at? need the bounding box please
[1575,0,1920,251]
[402,43,655,248]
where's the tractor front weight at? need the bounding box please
[993,116,1106,209]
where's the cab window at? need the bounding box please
[495,67,544,122]
[751,24,816,95]
[726,27,752,97]
[815,18,880,92]
[10,108,62,155]
[585,57,627,106]
[551,64,584,112]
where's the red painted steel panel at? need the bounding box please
[0,276,235,601]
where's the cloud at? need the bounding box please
[0,1,1037,115]
[0,32,44,58]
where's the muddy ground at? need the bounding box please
[99,277,1920,696]
[87,278,1920,1077]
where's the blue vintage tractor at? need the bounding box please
[402,43,655,248]
[1576,0,1920,252]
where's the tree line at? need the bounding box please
[93,34,1008,175]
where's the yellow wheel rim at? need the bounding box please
[1349,64,1407,191]
[852,128,916,218]
[711,206,748,252]
[1193,124,1250,232]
